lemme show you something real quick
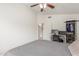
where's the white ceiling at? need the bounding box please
[25,3,79,14]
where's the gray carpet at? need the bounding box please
[4,40,71,56]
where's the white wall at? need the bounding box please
[0,4,37,55]
[37,14,79,41]
[77,22,79,40]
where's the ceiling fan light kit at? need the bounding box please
[39,3,47,8]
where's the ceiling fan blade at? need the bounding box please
[30,4,39,7]
[41,8,43,12]
[47,4,55,9]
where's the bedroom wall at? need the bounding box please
[37,14,67,41]
[0,4,37,55]
[37,14,79,41]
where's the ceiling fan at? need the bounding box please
[30,3,55,12]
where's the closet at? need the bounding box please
[66,20,77,43]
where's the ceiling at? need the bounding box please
[25,3,79,14]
